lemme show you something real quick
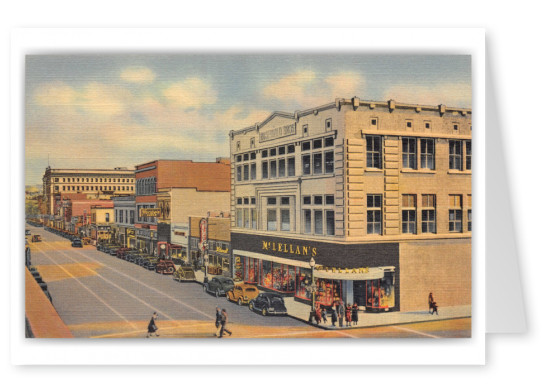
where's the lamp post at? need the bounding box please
[309,257,316,322]
[203,246,209,283]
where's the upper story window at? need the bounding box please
[421,194,436,233]
[326,118,332,131]
[250,138,255,149]
[366,135,382,169]
[367,194,382,235]
[236,141,241,151]
[302,194,335,236]
[303,124,308,136]
[466,141,472,170]
[420,138,435,170]
[402,137,417,169]
[449,195,463,232]
[301,136,335,177]
[449,140,463,170]
[401,194,417,234]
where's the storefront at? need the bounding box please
[136,228,157,254]
[170,224,189,264]
[126,228,136,249]
[231,232,400,311]
[206,240,231,277]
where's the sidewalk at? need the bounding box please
[283,296,471,329]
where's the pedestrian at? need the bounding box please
[429,292,438,315]
[218,308,232,338]
[331,305,337,327]
[214,306,222,336]
[352,302,359,325]
[314,303,322,325]
[345,303,352,327]
[337,301,345,327]
[321,307,327,324]
[146,311,159,338]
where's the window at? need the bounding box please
[251,209,257,229]
[130,210,135,224]
[402,137,417,169]
[325,137,334,147]
[313,153,323,174]
[304,210,312,234]
[261,150,268,158]
[243,165,249,181]
[402,195,416,234]
[262,161,268,179]
[371,118,378,128]
[251,152,256,160]
[287,157,295,176]
[303,196,311,205]
[303,124,308,136]
[466,141,472,170]
[449,195,463,232]
[62,186,66,191]
[267,197,277,205]
[314,195,323,205]
[421,195,436,233]
[326,118,332,131]
[367,194,382,234]
[280,209,290,231]
[105,213,110,223]
[281,197,290,205]
[366,135,382,169]
[449,140,462,170]
[278,158,286,177]
[278,146,286,155]
[250,138,255,149]
[425,122,431,130]
[270,160,277,178]
[236,141,241,151]
[313,138,323,149]
[302,155,311,175]
[270,148,277,157]
[314,210,323,235]
[325,151,334,174]
[267,209,277,231]
[243,208,250,228]
[420,138,435,170]
[406,120,412,129]
[236,209,243,227]
[326,210,335,236]
[251,163,257,180]
[325,195,334,205]
[243,154,249,162]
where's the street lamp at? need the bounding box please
[203,247,209,284]
[309,257,316,322]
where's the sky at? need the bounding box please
[25,54,471,186]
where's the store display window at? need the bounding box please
[315,279,342,307]
[259,261,296,293]
[234,256,243,281]
[295,267,313,300]
[365,271,396,310]
[245,257,259,284]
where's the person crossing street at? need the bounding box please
[218,308,232,338]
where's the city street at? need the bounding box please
[27,224,470,339]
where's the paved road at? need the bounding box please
[26,224,470,339]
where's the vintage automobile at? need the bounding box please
[156,259,176,274]
[141,256,159,270]
[227,283,259,306]
[25,229,31,236]
[203,276,235,298]
[173,266,196,282]
[125,250,141,262]
[71,238,83,248]
[31,234,42,242]
[249,292,288,316]
[81,237,92,245]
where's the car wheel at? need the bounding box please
[238,298,242,306]
[167,267,174,274]
[262,307,267,316]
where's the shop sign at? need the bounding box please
[199,218,207,250]
[137,229,150,237]
[216,246,229,254]
[97,225,111,231]
[261,240,317,256]
[140,208,161,218]
[127,228,135,236]
[259,123,296,143]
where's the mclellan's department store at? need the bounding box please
[229,97,472,312]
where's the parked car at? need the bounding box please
[249,292,288,316]
[203,276,235,298]
[173,266,196,282]
[71,238,83,248]
[141,256,159,270]
[227,283,259,306]
[108,247,119,256]
[116,247,130,259]
[125,251,141,262]
[31,234,42,242]
[156,259,176,275]
[25,229,31,236]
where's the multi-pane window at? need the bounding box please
[420,138,435,170]
[325,151,334,174]
[270,160,277,178]
[280,209,290,231]
[250,163,257,180]
[402,194,417,234]
[278,158,286,177]
[302,155,311,175]
[302,137,334,176]
[466,141,472,170]
[287,157,295,176]
[314,210,323,235]
[366,194,382,234]
[402,137,417,169]
[303,194,335,235]
[313,153,323,174]
[303,210,312,234]
[421,194,436,233]
[267,209,277,231]
[449,195,463,232]
[366,135,382,169]
[262,161,268,179]
[243,165,249,181]
[449,140,462,170]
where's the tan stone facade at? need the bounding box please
[229,97,471,312]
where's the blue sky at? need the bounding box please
[25,54,471,186]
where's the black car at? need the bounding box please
[203,277,235,297]
[249,292,288,316]
[71,238,83,248]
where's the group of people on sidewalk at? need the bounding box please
[313,301,359,327]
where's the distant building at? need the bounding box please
[42,167,135,216]
[229,97,472,312]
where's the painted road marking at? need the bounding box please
[41,241,188,330]
[391,325,440,338]
[32,245,139,331]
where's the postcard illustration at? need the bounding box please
[25,54,472,338]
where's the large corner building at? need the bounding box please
[229,97,472,312]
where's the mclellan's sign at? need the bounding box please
[259,123,296,143]
[262,240,317,256]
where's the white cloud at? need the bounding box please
[32,82,77,106]
[120,66,156,84]
[262,70,366,108]
[162,78,218,109]
[383,82,472,108]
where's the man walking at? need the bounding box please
[214,306,222,336]
[146,311,159,338]
[218,308,232,338]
